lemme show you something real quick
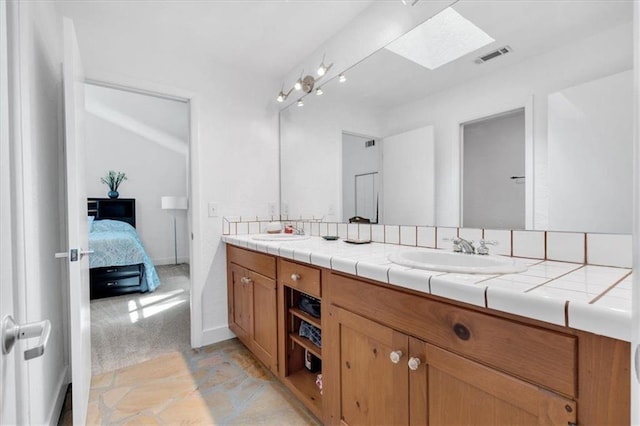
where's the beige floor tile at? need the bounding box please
[91,371,114,389]
[86,401,102,425]
[115,352,191,386]
[102,386,132,409]
[122,414,162,425]
[115,380,197,414]
[157,394,216,425]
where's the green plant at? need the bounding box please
[101,170,127,191]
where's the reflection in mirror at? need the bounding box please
[280,1,633,233]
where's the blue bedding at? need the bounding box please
[88,219,160,292]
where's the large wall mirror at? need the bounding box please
[280,0,633,234]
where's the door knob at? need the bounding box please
[408,357,421,371]
[2,315,51,360]
[389,350,403,364]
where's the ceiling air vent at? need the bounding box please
[365,140,375,148]
[475,46,512,64]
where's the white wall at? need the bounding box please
[383,22,633,229]
[11,1,68,423]
[342,133,379,222]
[548,70,633,234]
[382,126,435,225]
[62,15,281,346]
[84,84,189,265]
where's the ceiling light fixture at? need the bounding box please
[317,54,333,77]
[339,74,346,83]
[276,85,293,103]
[277,55,335,104]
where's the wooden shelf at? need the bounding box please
[284,369,322,419]
[289,333,322,359]
[289,307,321,329]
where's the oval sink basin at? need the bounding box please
[252,233,311,241]
[388,250,527,274]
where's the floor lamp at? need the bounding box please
[161,196,188,265]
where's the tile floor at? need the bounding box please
[59,338,320,425]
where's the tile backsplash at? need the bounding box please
[222,216,632,268]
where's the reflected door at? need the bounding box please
[355,172,378,222]
[462,109,525,229]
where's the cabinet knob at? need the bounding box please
[389,350,403,364]
[291,273,301,281]
[408,357,421,371]
[240,277,252,285]
[453,323,471,341]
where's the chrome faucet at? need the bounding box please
[453,238,475,254]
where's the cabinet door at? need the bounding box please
[229,263,252,343]
[250,270,277,373]
[408,337,577,426]
[325,305,408,426]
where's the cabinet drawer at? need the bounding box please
[90,264,142,280]
[227,245,276,279]
[279,259,321,298]
[327,272,577,397]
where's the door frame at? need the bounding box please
[0,0,28,423]
[83,76,201,347]
[458,97,534,229]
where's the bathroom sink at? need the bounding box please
[388,250,527,274]
[252,233,311,241]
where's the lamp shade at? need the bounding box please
[161,196,188,210]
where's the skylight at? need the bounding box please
[385,7,494,70]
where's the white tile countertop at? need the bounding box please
[222,234,632,342]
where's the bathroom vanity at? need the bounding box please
[225,238,629,425]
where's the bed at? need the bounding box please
[88,198,160,299]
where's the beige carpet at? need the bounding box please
[90,263,191,375]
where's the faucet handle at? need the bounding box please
[477,239,498,255]
[443,237,462,252]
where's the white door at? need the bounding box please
[0,1,19,423]
[62,17,91,425]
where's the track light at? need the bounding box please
[339,74,346,83]
[276,55,337,104]
[317,54,333,77]
[276,85,292,102]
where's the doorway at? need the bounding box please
[342,133,380,223]
[461,108,525,229]
[83,82,192,374]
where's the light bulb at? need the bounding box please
[297,99,304,107]
[277,92,285,102]
[316,88,323,96]
[294,79,302,91]
[317,66,326,77]
[339,74,346,83]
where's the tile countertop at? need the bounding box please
[221,235,633,342]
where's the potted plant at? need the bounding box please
[101,170,127,199]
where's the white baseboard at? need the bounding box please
[199,324,236,348]
[48,365,69,426]
[153,256,190,266]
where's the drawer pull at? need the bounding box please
[389,350,403,364]
[453,323,471,341]
[291,273,301,281]
[408,357,421,371]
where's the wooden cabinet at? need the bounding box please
[326,304,576,425]
[226,246,629,425]
[227,246,278,374]
[278,259,324,420]
[324,271,628,426]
